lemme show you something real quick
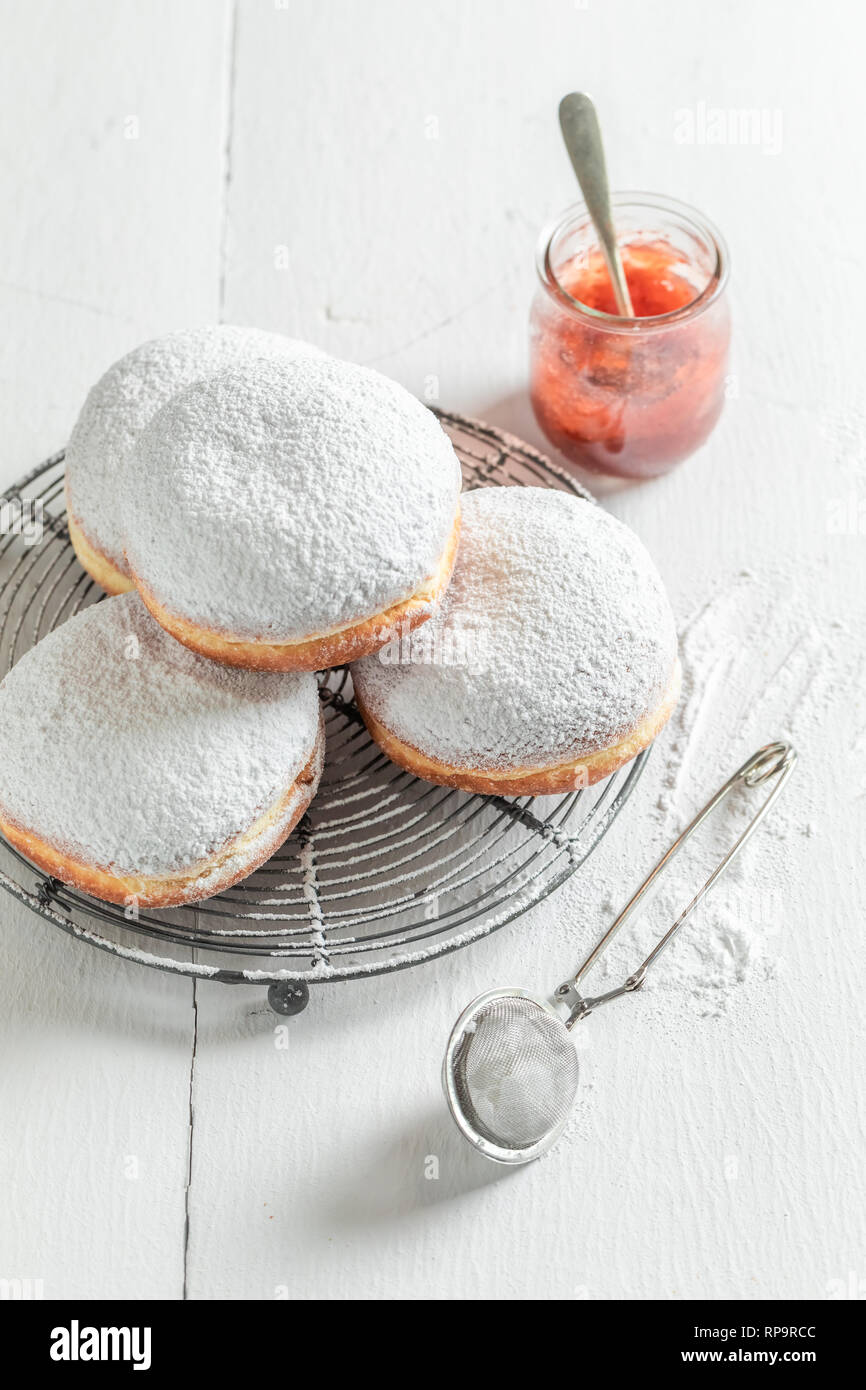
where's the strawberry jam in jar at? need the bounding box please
[530,194,730,479]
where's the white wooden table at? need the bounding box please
[0,0,863,1301]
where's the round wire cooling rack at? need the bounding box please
[0,412,650,1012]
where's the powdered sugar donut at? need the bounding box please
[121,355,462,671]
[0,593,323,907]
[65,326,324,594]
[351,487,680,795]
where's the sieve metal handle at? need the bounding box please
[559,742,797,1025]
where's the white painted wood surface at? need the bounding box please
[0,0,863,1300]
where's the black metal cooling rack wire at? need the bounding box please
[0,412,649,1013]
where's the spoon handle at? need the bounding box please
[558,92,634,317]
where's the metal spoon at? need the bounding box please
[558,92,634,317]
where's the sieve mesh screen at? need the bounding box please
[452,996,579,1150]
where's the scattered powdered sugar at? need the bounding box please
[579,868,781,1023]
[65,325,324,571]
[553,561,843,1018]
[121,355,462,642]
[351,487,677,772]
[299,833,328,971]
[0,592,320,877]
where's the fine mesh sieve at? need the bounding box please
[443,743,798,1165]
[452,993,580,1149]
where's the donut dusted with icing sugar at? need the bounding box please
[65,326,324,595]
[351,486,680,795]
[0,593,323,907]
[120,355,462,671]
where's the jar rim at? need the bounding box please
[535,192,730,332]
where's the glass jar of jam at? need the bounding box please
[530,194,730,480]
